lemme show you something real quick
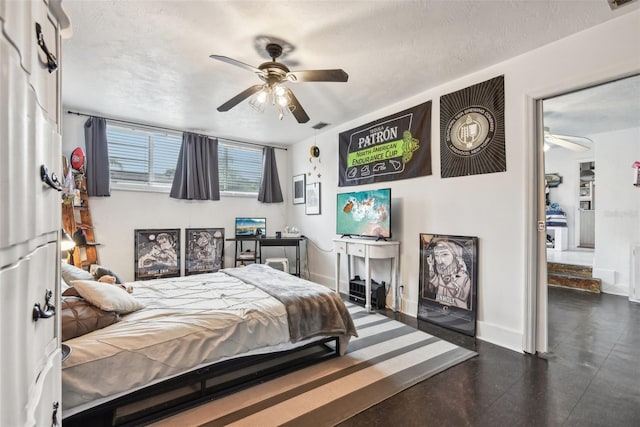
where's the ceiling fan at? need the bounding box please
[543,127,592,152]
[210,43,348,123]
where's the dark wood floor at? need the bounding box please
[339,287,640,426]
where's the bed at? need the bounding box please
[60,263,357,426]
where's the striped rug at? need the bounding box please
[151,303,477,427]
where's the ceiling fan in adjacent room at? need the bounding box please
[210,43,348,123]
[543,127,592,152]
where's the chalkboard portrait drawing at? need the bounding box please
[419,234,478,336]
[423,238,472,309]
[185,228,224,275]
[135,229,180,280]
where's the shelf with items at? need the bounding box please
[61,158,100,269]
[579,181,595,208]
[233,239,259,267]
[578,162,595,210]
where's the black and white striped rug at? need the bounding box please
[152,303,477,427]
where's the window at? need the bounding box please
[218,143,262,194]
[106,124,263,194]
[107,125,181,185]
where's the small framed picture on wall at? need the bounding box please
[305,182,321,215]
[293,174,306,204]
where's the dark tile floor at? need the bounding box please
[339,287,640,427]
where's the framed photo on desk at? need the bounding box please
[305,182,321,215]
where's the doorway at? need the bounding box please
[534,74,640,353]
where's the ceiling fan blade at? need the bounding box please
[209,55,264,75]
[551,133,593,145]
[287,69,349,82]
[217,84,264,112]
[545,134,590,152]
[284,88,310,123]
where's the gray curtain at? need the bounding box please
[258,146,283,203]
[84,117,111,196]
[170,133,220,200]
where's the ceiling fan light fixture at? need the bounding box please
[274,85,286,96]
[211,42,347,123]
[249,87,268,112]
[257,89,268,104]
[277,95,289,107]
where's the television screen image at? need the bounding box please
[235,217,266,237]
[336,188,391,239]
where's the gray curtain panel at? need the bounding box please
[84,117,111,196]
[258,146,283,203]
[170,133,220,200]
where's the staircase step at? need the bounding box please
[548,261,600,292]
[547,262,593,278]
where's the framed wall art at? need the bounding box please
[418,233,479,336]
[305,182,321,215]
[185,228,224,275]
[293,174,306,204]
[134,229,181,280]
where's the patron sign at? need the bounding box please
[339,101,432,186]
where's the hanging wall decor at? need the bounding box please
[440,75,506,178]
[308,130,322,179]
[338,101,432,187]
[418,233,479,336]
[305,182,321,215]
[293,174,306,204]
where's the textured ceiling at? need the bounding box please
[61,0,639,145]
[543,74,640,138]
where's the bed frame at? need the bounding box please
[62,336,340,427]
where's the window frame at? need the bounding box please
[105,124,263,196]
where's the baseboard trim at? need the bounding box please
[601,282,628,296]
[476,321,524,353]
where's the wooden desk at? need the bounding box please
[333,238,400,312]
[227,236,305,276]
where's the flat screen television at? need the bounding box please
[336,188,391,239]
[235,217,266,237]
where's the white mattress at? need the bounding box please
[62,271,294,416]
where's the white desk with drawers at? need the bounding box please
[333,237,400,312]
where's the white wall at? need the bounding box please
[593,127,640,295]
[287,11,640,352]
[61,114,290,282]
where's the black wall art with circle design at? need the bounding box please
[440,75,506,178]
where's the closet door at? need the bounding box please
[0,244,59,426]
[0,1,67,425]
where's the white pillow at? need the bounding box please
[70,280,145,314]
[61,262,94,283]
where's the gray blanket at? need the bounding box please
[222,264,357,342]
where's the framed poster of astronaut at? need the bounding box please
[418,233,478,336]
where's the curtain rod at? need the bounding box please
[66,110,288,151]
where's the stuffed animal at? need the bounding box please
[98,275,133,293]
